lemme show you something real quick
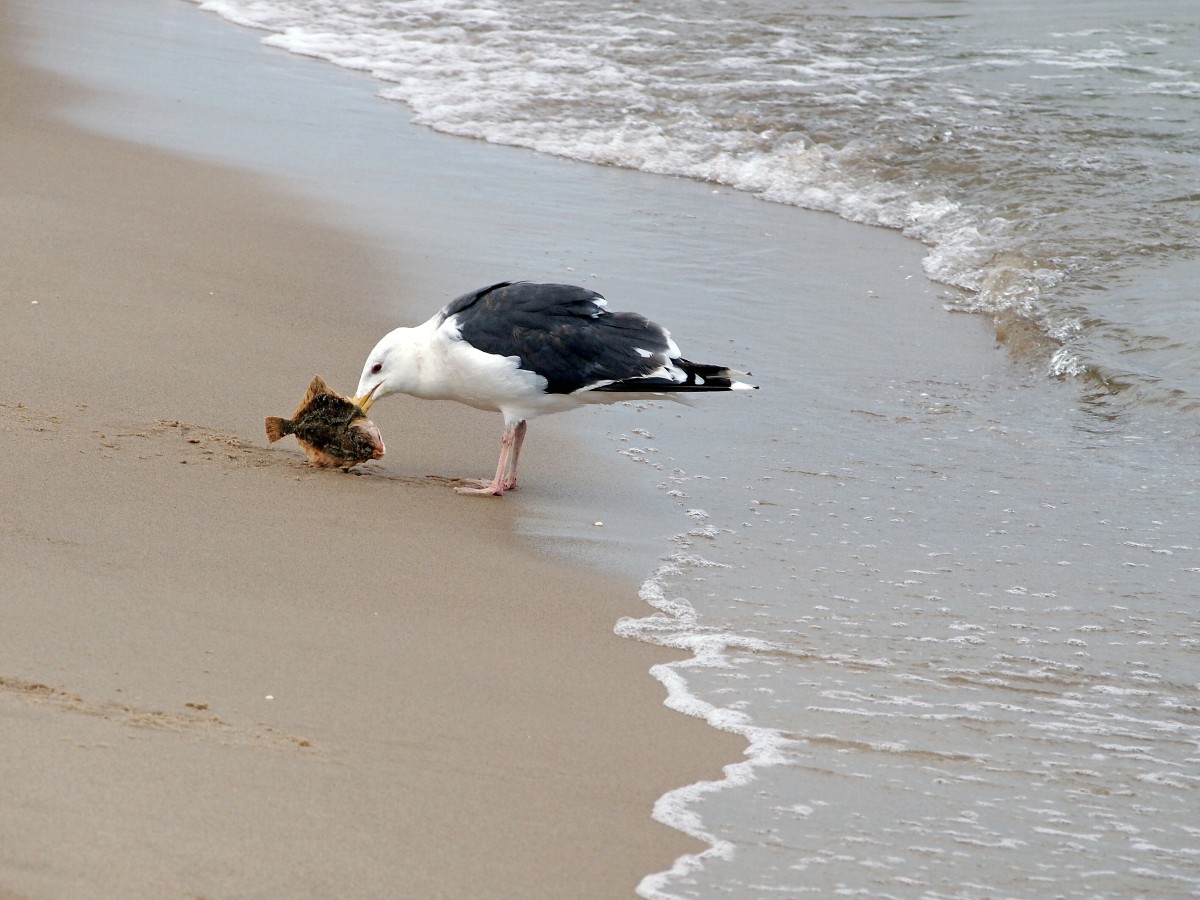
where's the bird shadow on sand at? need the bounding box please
[339,466,485,492]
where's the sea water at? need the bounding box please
[30,0,1200,895]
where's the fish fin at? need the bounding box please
[299,440,341,467]
[294,374,335,417]
[264,416,289,443]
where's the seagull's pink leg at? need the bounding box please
[501,420,527,491]
[455,421,518,496]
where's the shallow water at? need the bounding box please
[587,184,1200,893]
[623,369,1200,896]
[23,0,1200,896]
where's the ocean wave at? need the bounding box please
[615,547,794,899]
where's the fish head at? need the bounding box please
[350,416,386,460]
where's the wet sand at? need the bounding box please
[0,3,740,897]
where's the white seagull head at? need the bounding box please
[353,326,415,413]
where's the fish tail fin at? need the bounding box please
[264,416,291,443]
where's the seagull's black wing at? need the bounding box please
[443,282,674,394]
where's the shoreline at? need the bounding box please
[0,2,741,897]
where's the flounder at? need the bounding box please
[265,375,385,469]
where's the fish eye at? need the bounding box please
[370,362,383,375]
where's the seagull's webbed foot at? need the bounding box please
[455,478,506,496]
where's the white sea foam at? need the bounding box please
[615,551,794,899]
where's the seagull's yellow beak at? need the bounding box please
[353,382,381,413]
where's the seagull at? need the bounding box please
[354,281,757,495]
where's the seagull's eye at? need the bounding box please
[370,362,383,375]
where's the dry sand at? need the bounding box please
[0,4,740,897]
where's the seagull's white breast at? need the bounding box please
[407,316,545,415]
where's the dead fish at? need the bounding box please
[264,375,385,469]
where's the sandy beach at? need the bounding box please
[0,4,743,897]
